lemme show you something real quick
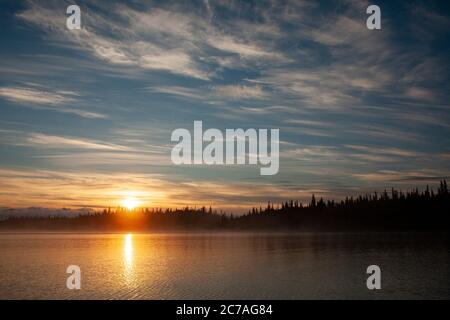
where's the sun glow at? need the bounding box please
[122,197,139,210]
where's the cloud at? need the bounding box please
[16,0,447,110]
[32,152,168,167]
[0,87,75,105]
[404,87,436,102]
[310,16,366,46]
[257,62,391,109]
[150,86,205,100]
[246,5,447,110]
[151,84,269,101]
[345,145,422,158]
[0,86,107,119]
[25,133,129,151]
[17,3,209,79]
[283,146,341,160]
[212,84,268,100]
[284,119,330,127]
[60,109,107,119]
[352,169,450,184]
[206,35,283,60]
[345,124,423,144]
[16,1,287,80]
[139,49,209,80]
[281,142,433,168]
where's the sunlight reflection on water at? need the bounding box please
[122,233,136,290]
[124,233,133,270]
[0,233,448,299]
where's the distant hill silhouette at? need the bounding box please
[1,181,449,232]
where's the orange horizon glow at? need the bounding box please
[0,168,331,213]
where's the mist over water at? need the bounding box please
[0,233,448,299]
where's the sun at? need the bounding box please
[122,197,139,210]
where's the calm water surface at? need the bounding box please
[0,233,448,299]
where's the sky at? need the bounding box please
[0,0,449,212]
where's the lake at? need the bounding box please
[0,233,448,299]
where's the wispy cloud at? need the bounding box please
[0,87,75,105]
[345,145,422,158]
[25,133,129,151]
[0,86,106,119]
[212,84,268,100]
[16,1,287,80]
[206,35,284,60]
[17,3,209,79]
[352,169,450,185]
[151,84,269,101]
[150,86,205,100]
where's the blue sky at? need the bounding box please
[0,0,449,211]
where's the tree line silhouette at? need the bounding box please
[1,181,449,232]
